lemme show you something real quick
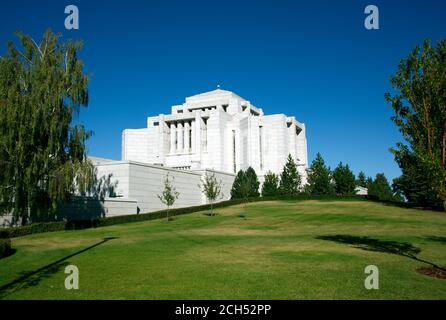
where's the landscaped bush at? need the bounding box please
[0,195,371,239]
[0,238,12,259]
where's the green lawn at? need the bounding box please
[1,199,446,299]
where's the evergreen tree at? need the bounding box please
[357,171,367,188]
[366,176,374,190]
[332,162,357,195]
[230,170,246,199]
[0,30,93,225]
[306,153,335,195]
[261,171,279,197]
[279,154,301,196]
[368,173,396,201]
[245,167,260,197]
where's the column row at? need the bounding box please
[169,120,195,154]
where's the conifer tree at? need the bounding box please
[279,154,301,196]
[332,162,357,195]
[230,170,246,199]
[261,171,279,197]
[356,171,367,188]
[245,166,260,197]
[368,173,396,201]
[306,153,335,195]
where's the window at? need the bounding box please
[259,126,263,170]
[232,130,236,173]
[153,122,159,126]
[178,110,183,113]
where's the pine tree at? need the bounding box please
[368,173,395,201]
[357,171,367,188]
[245,167,260,197]
[0,30,93,225]
[261,171,279,197]
[366,176,374,190]
[306,153,335,195]
[279,154,301,196]
[230,170,246,199]
[332,162,357,195]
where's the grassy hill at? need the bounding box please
[1,199,446,299]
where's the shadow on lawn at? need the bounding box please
[316,235,445,271]
[0,237,118,298]
[423,236,446,244]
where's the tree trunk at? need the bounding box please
[167,206,169,221]
[210,201,213,216]
[21,210,27,226]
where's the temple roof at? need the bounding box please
[185,88,244,103]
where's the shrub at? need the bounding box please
[0,238,12,259]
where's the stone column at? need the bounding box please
[191,120,196,153]
[177,122,184,153]
[170,122,176,154]
[195,111,202,157]
[184,121,190,153]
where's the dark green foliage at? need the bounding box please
[385,39,446,209]
[0,30,93,225]
[392,146,440,206]
[245,167,260,197]
[279,154,302,196]
[0,238,12,258]
[231,168,259,199]
[306,153,335,195]
[230,170,246,199]
[368,173,397,201]
[261,171,279,197]
[366,176,374,189]
[332,162,357,195]
[357,171,367,188]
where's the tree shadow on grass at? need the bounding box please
[316,234,445,271]
[0,237,118,298]
[423,236,446,244]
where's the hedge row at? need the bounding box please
[0,238,12,259]
[0,195,368,239]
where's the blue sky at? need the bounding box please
[1,0,445,181]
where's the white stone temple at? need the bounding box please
[122,88,308,180]
[0,89,310,226]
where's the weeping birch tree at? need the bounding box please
[0,30,93,225]
[386,39,446,209]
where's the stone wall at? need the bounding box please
[94,159,236,216]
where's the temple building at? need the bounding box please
[122,88,308,181]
